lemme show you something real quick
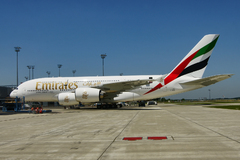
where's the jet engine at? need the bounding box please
[58,88,102,106]
[75,88,101,103]
[58,93,79,106]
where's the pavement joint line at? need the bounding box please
[165,108,240,144]
[97,110,140,160]
[0,113,54,123]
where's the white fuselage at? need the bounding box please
[10,75,198,103]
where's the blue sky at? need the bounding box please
[0,0,239,99]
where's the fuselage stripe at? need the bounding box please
[192,36,218,60]
[178,56,210,77]
[164,50,199,85]
[144,50,199,95]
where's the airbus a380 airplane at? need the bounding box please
[10,34,232,106]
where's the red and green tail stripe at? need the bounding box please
[144,35,219,95]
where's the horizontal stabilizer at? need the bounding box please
[180,74,233,87]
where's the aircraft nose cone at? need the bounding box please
[10,89,18,98]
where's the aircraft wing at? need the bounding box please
[92,78,160,102]
[93,79,152,93]
[180,74,233,87]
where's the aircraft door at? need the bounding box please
[22,88,26,96]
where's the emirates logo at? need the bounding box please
[64,96,69,102]
[82,91,89,99]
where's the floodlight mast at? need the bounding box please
[101,54,107,76]
[46,71,51,77]
[72,70,76,76]
[32,66,35,79]
[14,47,21,86]
[58,64,62,77]
[27,66,32,80]
[208,89,211,100]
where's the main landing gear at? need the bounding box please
[96,103,121,109]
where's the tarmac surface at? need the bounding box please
[1,103,240,160]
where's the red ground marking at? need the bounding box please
[123,137,143,141]
[147,136,167,140]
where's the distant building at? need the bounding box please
[0,86,13,99]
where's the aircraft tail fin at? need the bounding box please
[164,34,219,85]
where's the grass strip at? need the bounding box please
[206,105,240,110]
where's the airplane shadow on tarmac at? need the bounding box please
[74,107,161,111]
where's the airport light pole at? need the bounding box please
[14,47,21,86]
[72,70,76,77]
[27,65,32,80]
[32,66,35,79]
[46,71,50,77]
[208,89,211,100]
[58,64,62,77]
[101,54,107,76]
